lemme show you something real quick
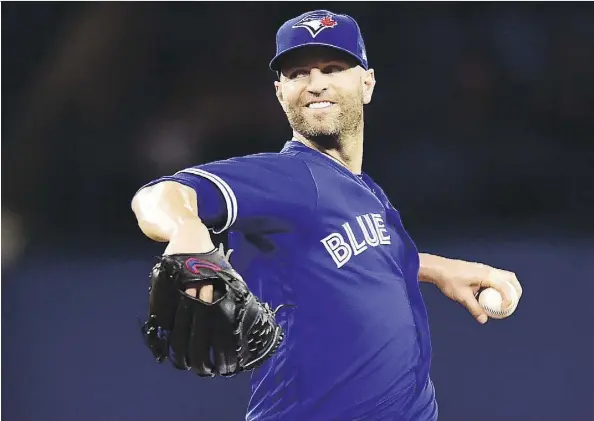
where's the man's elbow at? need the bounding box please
[131,187,148,219]
[137,220,168,242]
[131,182,199,242]
[131,186,149,224]
[131,186,165,241]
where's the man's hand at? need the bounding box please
[419,254,523,324]
[142,245,286,376]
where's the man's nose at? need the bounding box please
[306,68,329,94]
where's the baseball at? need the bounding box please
[478,282,519,319]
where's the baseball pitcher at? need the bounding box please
[132,10,523,421]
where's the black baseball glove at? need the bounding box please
[140,244,286,377]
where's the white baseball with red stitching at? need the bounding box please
[478,282,519,319]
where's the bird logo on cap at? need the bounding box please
[292,12,338,38]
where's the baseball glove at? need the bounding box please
[140,244,286,377]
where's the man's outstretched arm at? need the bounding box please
[132,180,285,375]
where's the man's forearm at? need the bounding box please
[418,253,451,284]
[132,181,217,302]
[132,181,216,254]
[163,218,215,255]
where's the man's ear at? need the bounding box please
[362,69,376,105]
[274,81,287,112]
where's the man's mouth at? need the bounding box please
[306,101,334,109]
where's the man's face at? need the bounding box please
[275,47,375,139]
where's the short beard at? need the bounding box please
[285,97,363,149]
[288,112,340,148]
[305,133,339,149]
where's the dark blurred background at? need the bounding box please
[2,3,593,421]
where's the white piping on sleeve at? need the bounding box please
[176,168,238,233]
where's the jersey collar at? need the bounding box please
[281,139,388,206]
[281,139,368,178]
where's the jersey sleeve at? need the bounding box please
[138,154,318,234]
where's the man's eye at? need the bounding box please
[324,65,344,74]
[289,69,309,79]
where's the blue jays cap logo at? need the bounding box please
[292,12,338,38]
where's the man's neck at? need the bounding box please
[293,131,364,175]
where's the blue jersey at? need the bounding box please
[145,140,438,421]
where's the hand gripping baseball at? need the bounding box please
[141,244,287,377]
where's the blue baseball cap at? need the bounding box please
[270,10,368,72]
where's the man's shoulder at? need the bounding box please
[203,149,312,174]
[214,149,302,164]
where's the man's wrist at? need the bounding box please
[165,218,216,255]
[418,253,449,284]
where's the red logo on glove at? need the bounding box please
[185,258,222,274]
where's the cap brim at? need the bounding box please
[269,42,366,72]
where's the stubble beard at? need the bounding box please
[285,95,364,149]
